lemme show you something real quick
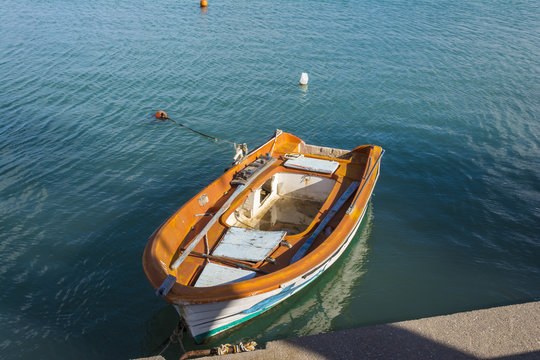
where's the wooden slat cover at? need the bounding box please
[195,263,256,287]
[212,227,286,262]
[284,156,339,174]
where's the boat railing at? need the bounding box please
[346,148,385,215]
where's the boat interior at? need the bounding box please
[146,136,376,292]
[224,172,336,235]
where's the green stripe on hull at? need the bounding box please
[193,307,267,343]
[192,267,326,343]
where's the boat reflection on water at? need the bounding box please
[260,204,374,339]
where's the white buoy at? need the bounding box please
[299,72,309,85]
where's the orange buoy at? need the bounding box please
[155,110,168,120]
[200,0,207,7]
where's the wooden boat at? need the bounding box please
[143,131,384,343]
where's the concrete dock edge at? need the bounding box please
[194,301,540,359]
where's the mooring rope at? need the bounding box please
[157,320,186,356]
[155,110,276,150]
[154,317,258,360]
[178,341,258,360]
[158,113,236,145]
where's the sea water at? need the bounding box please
[0,0,538,358]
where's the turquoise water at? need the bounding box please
[1,0,539,358]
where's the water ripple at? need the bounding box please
[1,0,539,359]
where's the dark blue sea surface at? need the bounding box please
[1,0,538,358]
